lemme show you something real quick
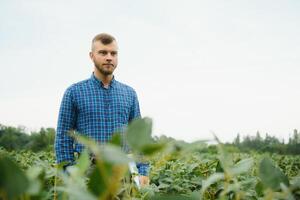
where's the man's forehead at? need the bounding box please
[92,40,118,51]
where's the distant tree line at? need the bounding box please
[1,123,299,155]
[0,124,54,152]
[229,129,300,155]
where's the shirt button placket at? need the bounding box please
[104,88,110,123]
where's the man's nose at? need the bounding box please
[105,53,113,61]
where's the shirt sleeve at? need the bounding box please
[136,162,150,176]
[55,87,77,164]
[129,90,141,122]
[128,90,150,176]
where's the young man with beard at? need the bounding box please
[55,33,149,186]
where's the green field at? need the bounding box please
[0,118,300,200]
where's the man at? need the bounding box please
[55,33,149,186]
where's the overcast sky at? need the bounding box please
[1,0,299,143]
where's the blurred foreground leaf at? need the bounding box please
[255,181,264,197]
[75,149,90,175]
[229,158,254,176]
[126,117,153,151]
[88,162,111,197]
[26,166,43,195]
[201,173,225,195]
[74,134,132,164]
[88,162,127,199]
[0,156,29,200]
[126,117,165,155]
[141,143,166,155]
[110,133,122,147]
[259,157,289,190]
[150,193,198,200]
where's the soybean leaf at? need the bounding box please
[56,185,97,200]
[259,157,289,191]
[216,160,224,172]
[88,162,126,199]
[290,176,300,190]
[255,181,264,197]
[140,143,166,155]
[213,133,233,172]
[74,134,131,164]
[110,132,122,147]
[101,145,132,164]
[72,134,101,157]
[201,173,225,194]
[88,162,112,197]
[229,158,254,176]
[126,117,153,151]
[26,166,43,195]
[0,156,29,200]
[75,149,90,175]
[151,194,198,200]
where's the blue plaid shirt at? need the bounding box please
[55,74,149,176]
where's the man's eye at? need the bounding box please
[99,51,107,55]
[111,52,118,56]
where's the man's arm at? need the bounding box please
[129,90,150,181]
[55,87,77,166]
[129,90,141,121]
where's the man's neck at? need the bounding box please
[94,70,113,87]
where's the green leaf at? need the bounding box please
[101,145,132,164]
[158,183,170,189]
[150,194,198,200]
[216,160,224,172]
[74,134,131,164]
[26,166,43,195]
[126,117,153,151]
[140,143,166,155]
[201,173,225,195]
[75,149,90,175]
[259,157,289,190]
[213,133,234,172]
[110,132,122,147]
[229,158,253,176]
[87,161,126,199]
[88,162,112,197]
[290,176,300,190]
[56,185,97,200]
[72,134,101,157]
[255,181,264,197]
[0,156,29,199]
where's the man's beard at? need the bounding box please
[95,63,114,76]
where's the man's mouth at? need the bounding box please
[103,64,114,67]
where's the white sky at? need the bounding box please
[0,0,299,143]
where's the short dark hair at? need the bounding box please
[92,33,116,45]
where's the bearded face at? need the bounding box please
[90,40,118,76]
[94,62,115,76]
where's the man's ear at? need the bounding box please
[89,52,94,60]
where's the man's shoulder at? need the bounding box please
[115,80,136,94]
[65,78,91,92]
